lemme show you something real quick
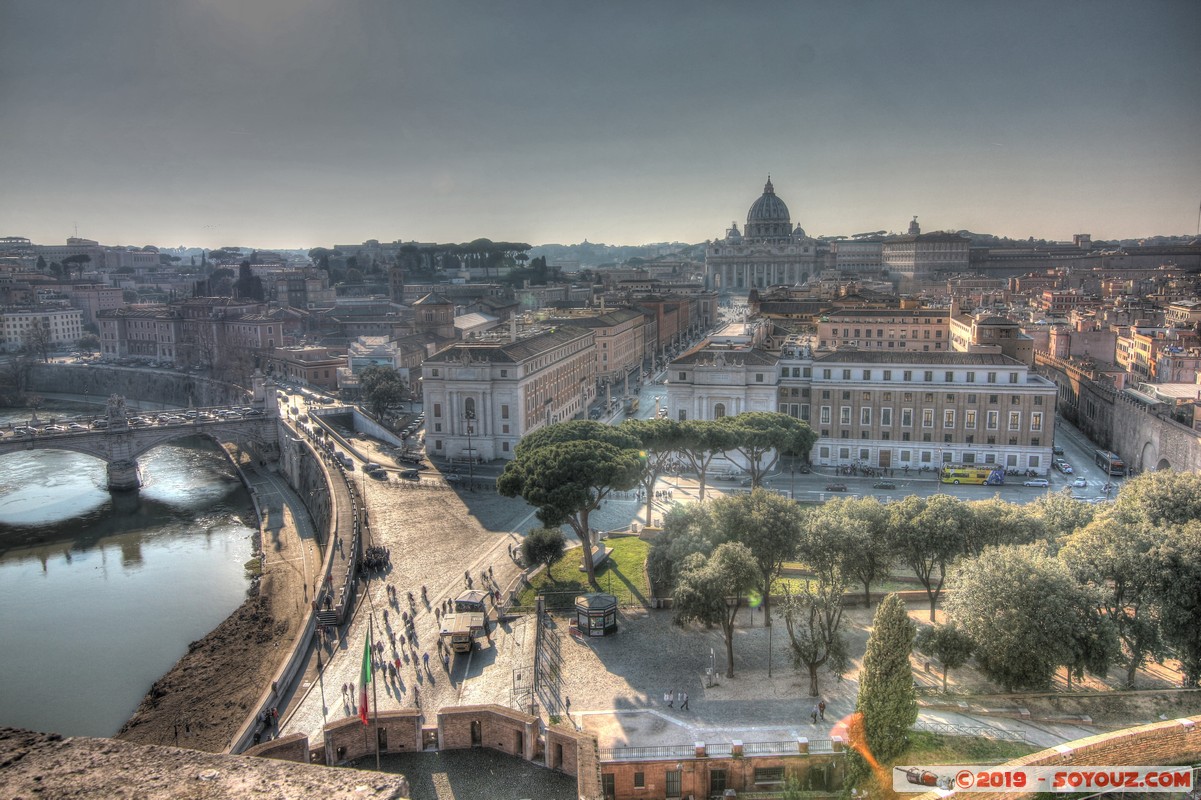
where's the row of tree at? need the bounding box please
[650,471,1201,694]
[497,414,816,589]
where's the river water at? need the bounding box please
[0,403,255,738]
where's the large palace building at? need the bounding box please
[704,178,821,293]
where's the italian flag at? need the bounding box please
[359,628,372,726]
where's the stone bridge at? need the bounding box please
[1,378,280,490]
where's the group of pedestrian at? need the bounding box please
[810,700,827,724]
[663,688,689,711]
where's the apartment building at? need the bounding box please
[547,308,647,385]
[421,326,597,461]
[816,308,950,352]
[1,306,84,352]
[666,342,1057,474]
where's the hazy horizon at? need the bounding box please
[3,1,1199,250]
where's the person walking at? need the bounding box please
[665,689,673,708]
[811,705,819,724]
[680,691,689,711]
[818,700,827,721]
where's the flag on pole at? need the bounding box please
[359,628,372,726]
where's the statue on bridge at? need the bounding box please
[107,394,129,427]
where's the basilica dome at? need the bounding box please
[745,177,792,239]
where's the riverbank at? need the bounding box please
[116,447,315,752]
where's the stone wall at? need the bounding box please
[1112,391,1201,473]
[27,363,249,408]
[915,715,1201,800]
[243,732,310,764]
[325,711,423,764]
[438,705,538,760]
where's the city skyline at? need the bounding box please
[2,1,1199,250]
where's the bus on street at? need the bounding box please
[1095,450,1126,477]
[939,465,1006,486]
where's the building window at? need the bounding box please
[1029,455,1041,468]
[840,406,851,425]
[863,369,871,380]
[843,369,852,380]
[966,372,975,383]
[502,424,510,434]
[464,397,476,420]
[945,371,954,382]
[500,369,508,377]
[433,403,442,418]
[679,371,687,380]
[714,403,726,419]
[678,409,687,421]
[922,409,934,428]
[1031,412,1043,431]
[987,371,996,383]
[431,369,439,377]
[665,770,682,798]
[861,407,871,426]
[634,772,645,789]
[944,410,955,428]
[901,408,913,427]
[755,373,764,383]
[501,404,510,420]
[502,441,509,452]
[883,370,892,380]
[819,446,830,459]
[903,370,912,381]
[1009,372,1019,384]
[965,410,976,429]
[1009,411,1021,430]
[823,369,832,379]
[882,408,892,426]
[820,406,831,425]
[434,423,442,432]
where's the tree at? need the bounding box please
[1150,521,1201,686]
[233,261,265,301]
[521,527,567,580]
[850,594,917,764]
[672,542,759,679]
[810,497,892,609]
[359,365,408,418]
[1029,489,1097,544]
[622,417,682,525]
[1111,471,1201,527]
[945,545,1106,691]
[780,571,850,696]
[675,419,737,502]
[1059,587,1120,690]
[721,412,816,488]
[497,421,643,589]
[886,495,967,621]
[962,497,1046,557]
[77,333,101,352]
[712,488,802,626]
[915,622,974,692]
[1061,518,1165,687]
[62,253,92,279]
[646,503,725,594]
[36,255,47,272]
[24,320,52,362]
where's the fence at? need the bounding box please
[913,720,1029,742]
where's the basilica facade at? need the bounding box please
[704,178,821,293]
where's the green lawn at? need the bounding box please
[517,536,652,609]
[856,731,1041,796]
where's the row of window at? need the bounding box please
[816,407,1044,431]
[808,367,1022,384]
[816,445,1042,470]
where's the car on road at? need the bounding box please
[825,483,848,492]
[873,481,897,490]
[399,469,420,481]
[1054,459,1074,474]
[1052,445,1065,455]
[1024,478,1050,488]
[1072,477,1088,488]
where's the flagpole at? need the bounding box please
[371,609,381,771]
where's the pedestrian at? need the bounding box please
[423,652,429,669]
[818,700,827,720]
[565,696,571,713]
[811,705,819,724]
[681,691,689,711]
[666,689,673,708]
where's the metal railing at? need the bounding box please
[914,720,1028,741]
[598,743,697,761]
[599,739,838,762]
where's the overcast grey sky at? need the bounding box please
[2,1,1199,249]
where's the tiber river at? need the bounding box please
[0,402,255,738]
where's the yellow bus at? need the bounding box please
[939,465,1005,486]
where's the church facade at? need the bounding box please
[704,178,822,293]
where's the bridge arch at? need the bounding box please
[1139,440,1158,473]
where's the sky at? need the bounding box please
[2,1,1199,250]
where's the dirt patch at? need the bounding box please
[115,451,312,753]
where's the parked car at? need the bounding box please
[399,469,420,481]
[825,483,848,492]
[1054,460,1074,474]
[1052,445,1065,456]
[1024,478,1050,488]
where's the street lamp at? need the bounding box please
[464,408,475,490]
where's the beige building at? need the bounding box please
[881,220,970,281]
[666,341,1058,474]
[547,308,647,385]
[97,306,178,360]
[816,307,950,352]
[2,306,84,352]
[949,307,1034,365]
[421,326,597,461]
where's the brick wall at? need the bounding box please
[438,705,537,759]
[243,732,309,763]
[915,715,1201,800]
[324,710,422,763]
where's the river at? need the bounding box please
[0,402,255,738]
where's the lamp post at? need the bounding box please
[464,408,475,490]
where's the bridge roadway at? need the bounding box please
[0,405,278,490]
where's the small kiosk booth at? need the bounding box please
[574,593,618,637]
